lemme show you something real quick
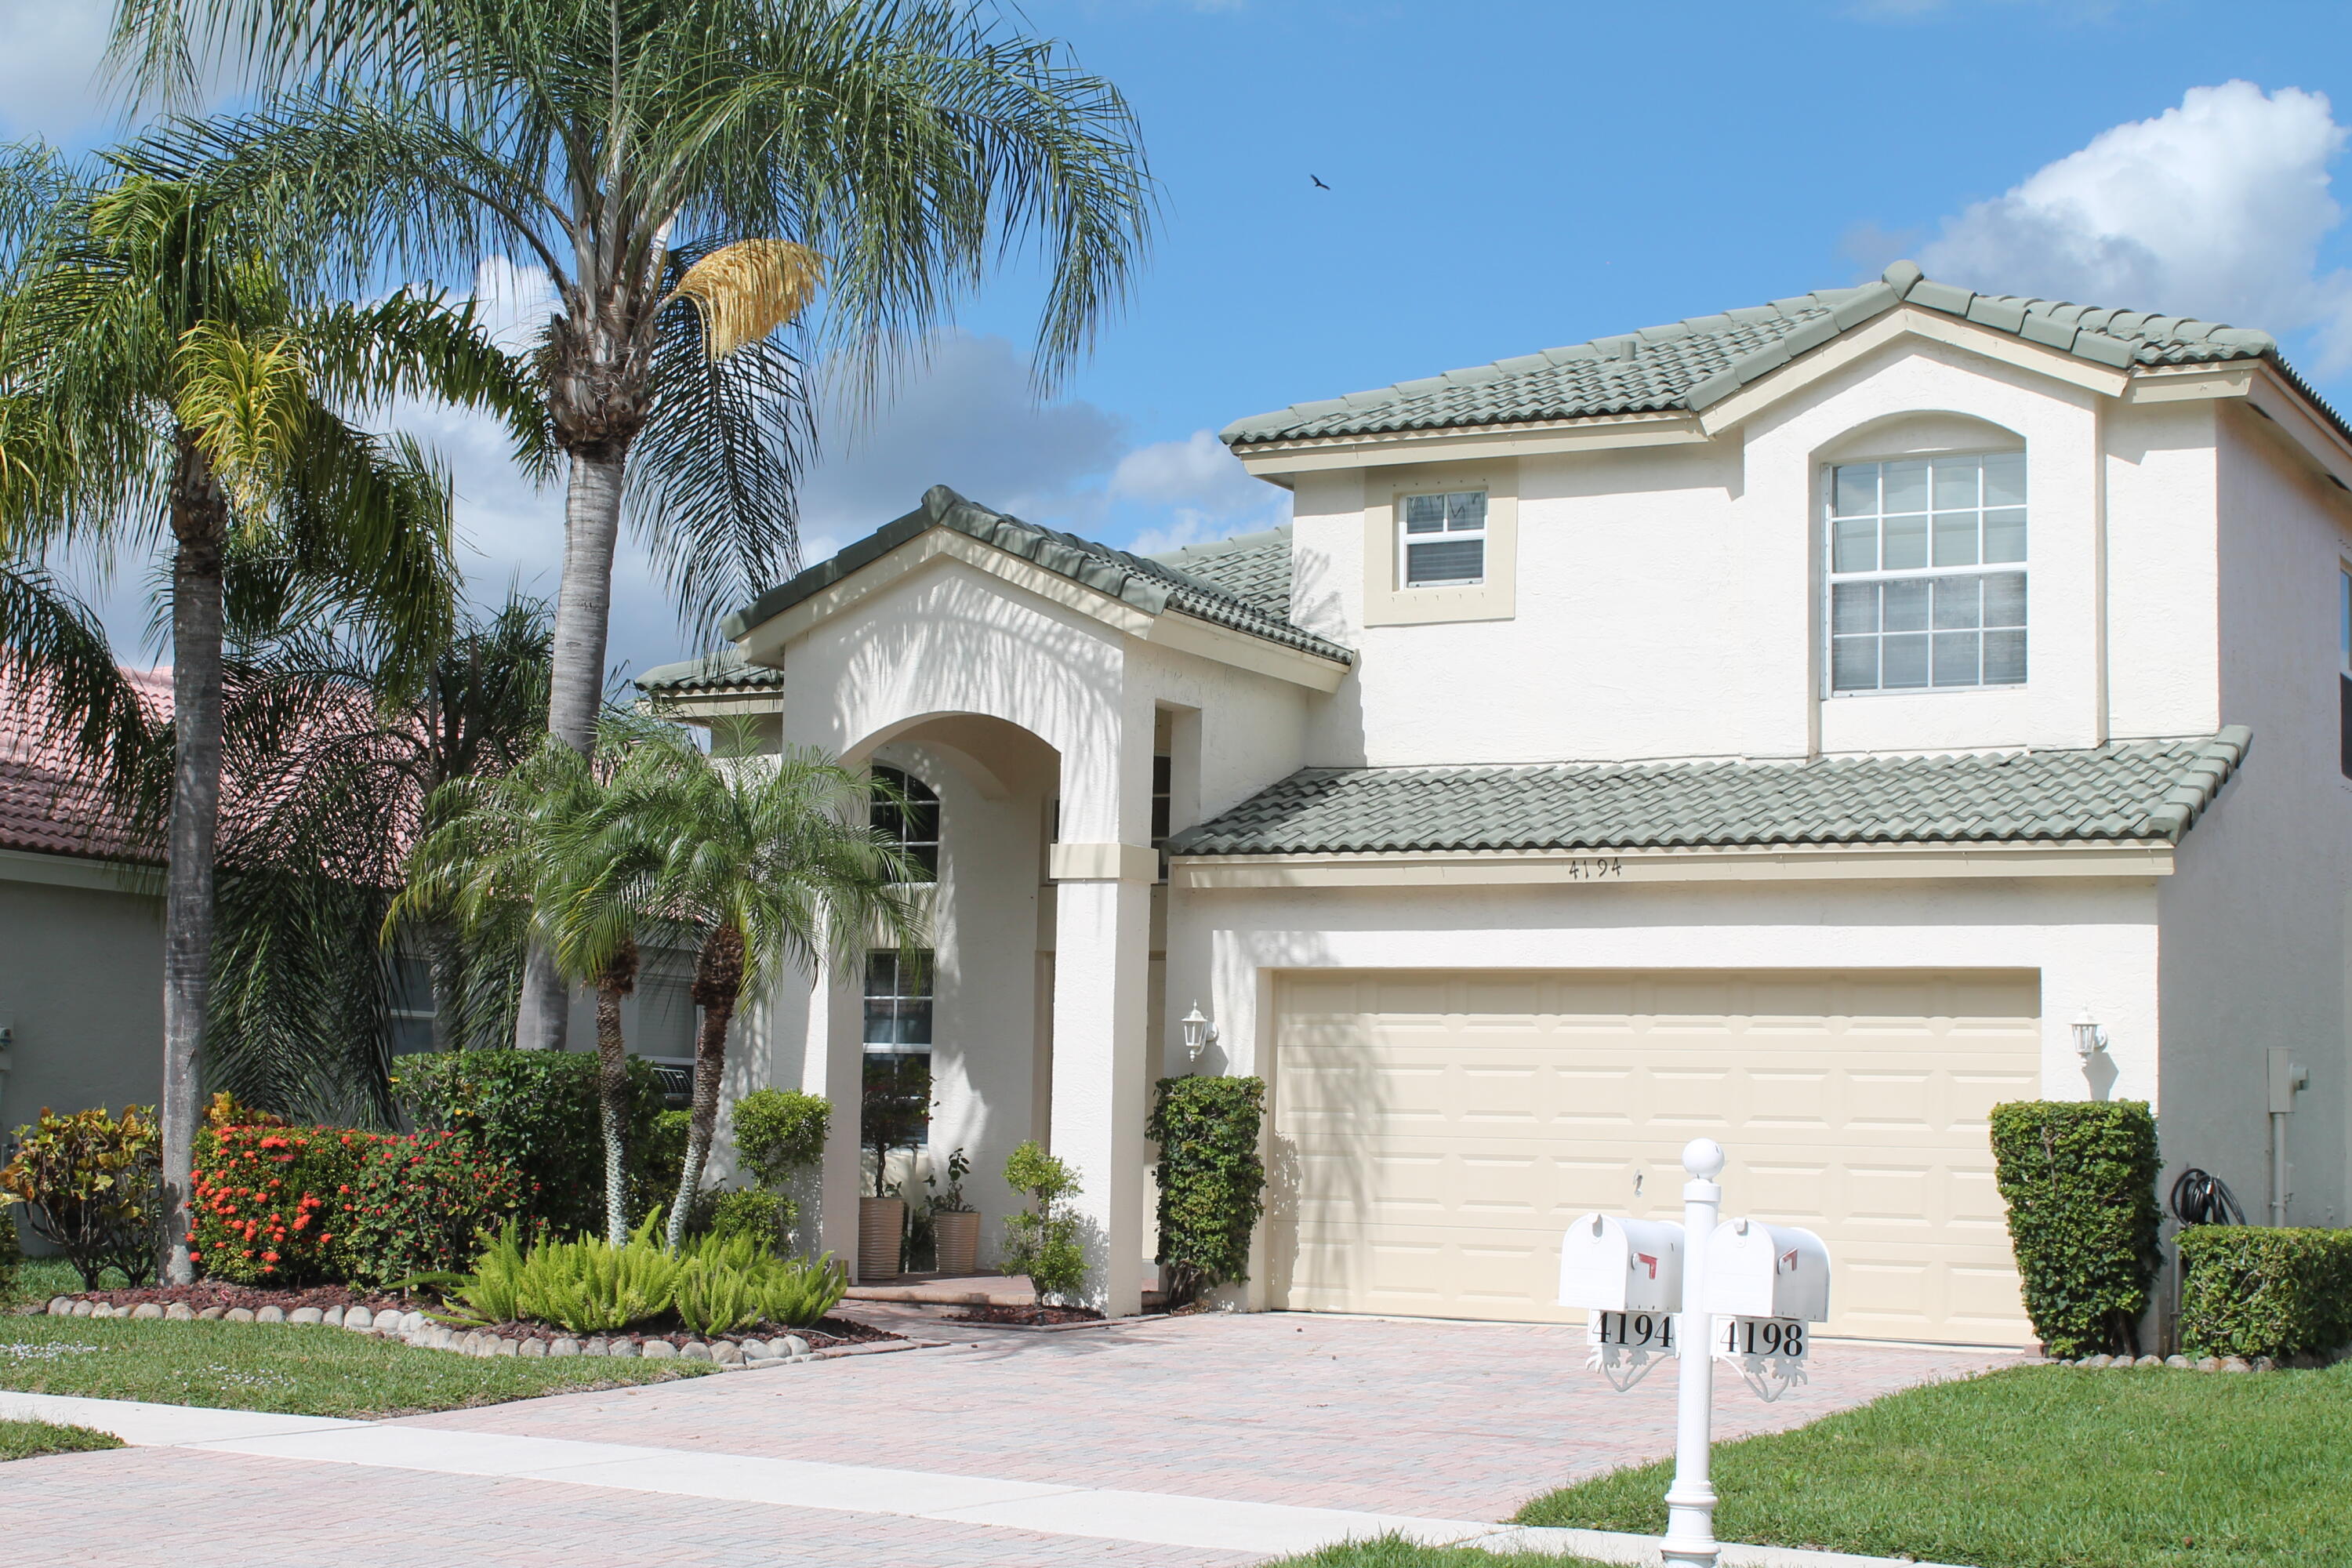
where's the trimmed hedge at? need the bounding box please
[2177,1225,2352,1360]
[1988,1100,2162,1359]
[394,1051,671,1240]
[1149,1075,1267,1307]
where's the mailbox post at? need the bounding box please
[1557,1141,1832,1568]
[1661,1137,1726,1568]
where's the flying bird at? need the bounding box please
[1310,174,1331,191]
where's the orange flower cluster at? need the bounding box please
[191,1123,532,1287]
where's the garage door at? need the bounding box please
[1270,970,2040,1345]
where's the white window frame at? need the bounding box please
[1397,489,1488,589]
[1822,451,2027,697]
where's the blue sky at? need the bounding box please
[14,0,2352,675]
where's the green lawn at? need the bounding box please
[1258,1541,1611,1568]
[1516,1363,2352,1568]
[0,1417,123,1462]
[0,1314,710,1419]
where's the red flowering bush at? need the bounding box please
[191,1123,535,1288]
[190,1126,356,1285]
[336,1129,536,1287]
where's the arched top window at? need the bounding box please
[871,764,940,881]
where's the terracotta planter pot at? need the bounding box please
[858,1197,906,1281]
[932,1210,981,1276]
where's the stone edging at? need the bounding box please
[2053,1350,2343,1373]
[42,1296,919,1372]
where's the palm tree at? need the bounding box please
[112,0,1154,1045]
[394,731,648,1243]
[206,593,553,1122]
[0,142,542,1282]
[598,721,920,1249]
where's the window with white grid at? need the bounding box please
[1827,452,2027,693]
[1399,490,1487,587]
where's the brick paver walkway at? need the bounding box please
[0,1311,2019,1566]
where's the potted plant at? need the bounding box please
[858,1056,929,1280]
[927,1147,979,1276]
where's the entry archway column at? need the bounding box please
[1047,846,1156,1316]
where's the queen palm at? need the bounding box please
[0,143,540,1282]
[118,0,1153,1047]
[598,720,920,1250]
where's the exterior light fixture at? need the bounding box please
[1181,1003,1218,1065]
[2072,1007,2108,1061]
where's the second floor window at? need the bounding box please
[871,764,939,880]
[1828,452,2027,693]
[1401,490,1486,587]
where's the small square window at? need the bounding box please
[1399,490,1486,587]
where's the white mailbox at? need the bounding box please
[1559,1213,1686,1313]
[1704,1218,1831,1322]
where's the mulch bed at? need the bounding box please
[943,1304,1106,1327]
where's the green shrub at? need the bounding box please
[1149,1075,1266,1306]
[2177,1225,2352,1360]
[0,1207,20,1301]
[673,1231,848,1334]
[1000,1140,1086,1305]
[452,1219,847,1334]
[731,1090,829,1185]
[707,1188,795,1252]
[457,1218,682,1332]
[395,1050,670,1239]
[336,1131,535,1287]
[0,1106,164,1290]
[1988,1100,2162,1358]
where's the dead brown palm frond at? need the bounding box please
[665,240,825,361]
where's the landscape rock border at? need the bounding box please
[38,1296,922,1372]
[2056,1349,2347,1372]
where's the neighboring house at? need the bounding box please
[649,259,2347,1348]
[0,666,171,1138]
[0,663,705,1142]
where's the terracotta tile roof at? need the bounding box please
[0,663,169,863]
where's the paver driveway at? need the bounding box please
[0,1309,2019,1567]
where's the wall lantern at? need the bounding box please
[1181,1003,1219,1065]
[2072,1007,2109,1061]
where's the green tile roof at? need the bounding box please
[720,486,1347,665]
[1167,729,2250,857]
[1221,261,2288,445]
[635,649,784,695]
[1145,524,1293,615]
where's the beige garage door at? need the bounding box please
[1271,970,2040,1345]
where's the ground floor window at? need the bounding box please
[863,950,933,1149]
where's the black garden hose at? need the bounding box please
[2168,1167,2245,1228]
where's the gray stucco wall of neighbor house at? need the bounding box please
[0,871,165,1166]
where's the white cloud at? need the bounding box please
[1918,82,2352,364]
[0,0,116,140]
[1109,430,1288,557]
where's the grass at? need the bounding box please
[1258,1541,1613,1568]
[0,1314,711,1419]
[1517,1363,2352,1568]
[0,1417,123,1462]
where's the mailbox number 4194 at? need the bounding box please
[1722,1316,1807,1359]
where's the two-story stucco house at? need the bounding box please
[643,260,2350,1348]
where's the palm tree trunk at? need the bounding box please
[667,922,745,1250]
[160,452,228,1285]
[593,938,639,1247]
[514,446,630,1051]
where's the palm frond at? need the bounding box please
[666,238,824,359]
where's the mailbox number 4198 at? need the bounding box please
[1722,1316,1807,1359]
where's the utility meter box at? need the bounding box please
[1704,1218,1831,1322]
[1559,1214,1685,1313]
